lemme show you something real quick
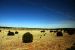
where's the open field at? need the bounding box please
[0,27,75,50]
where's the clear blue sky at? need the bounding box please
[0,0,75,28]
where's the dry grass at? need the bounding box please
[0,28,75,50]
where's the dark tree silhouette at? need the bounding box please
[7,31,14,36]
[22,32,33,43]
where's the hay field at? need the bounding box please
[0,28,75,50]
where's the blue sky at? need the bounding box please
[0,0,75,28]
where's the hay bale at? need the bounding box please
[54,31,57,33]
[50,30,53,32]
[7,31,14,36]
[41,30,45,33]
[67,31,75,35]
[43,33,46,36]
[66,48,71,50]
[64,29,75,35]
[0,30,1,32]
[73,43,75,45]
[15,31,18,34]
[40,37,41,38]
[71,46,75,50]
[56,31,63,36]
[22,32,33,43]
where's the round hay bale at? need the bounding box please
[15,31,18,34]
[66,48,71,50]
[22,32,33,43]
[0,30,1,32]
[7,31,14,36]
[56,31,63,36]
[73,43,75,45]
[71,46,75,50]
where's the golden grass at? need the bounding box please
[0,28,75,50]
